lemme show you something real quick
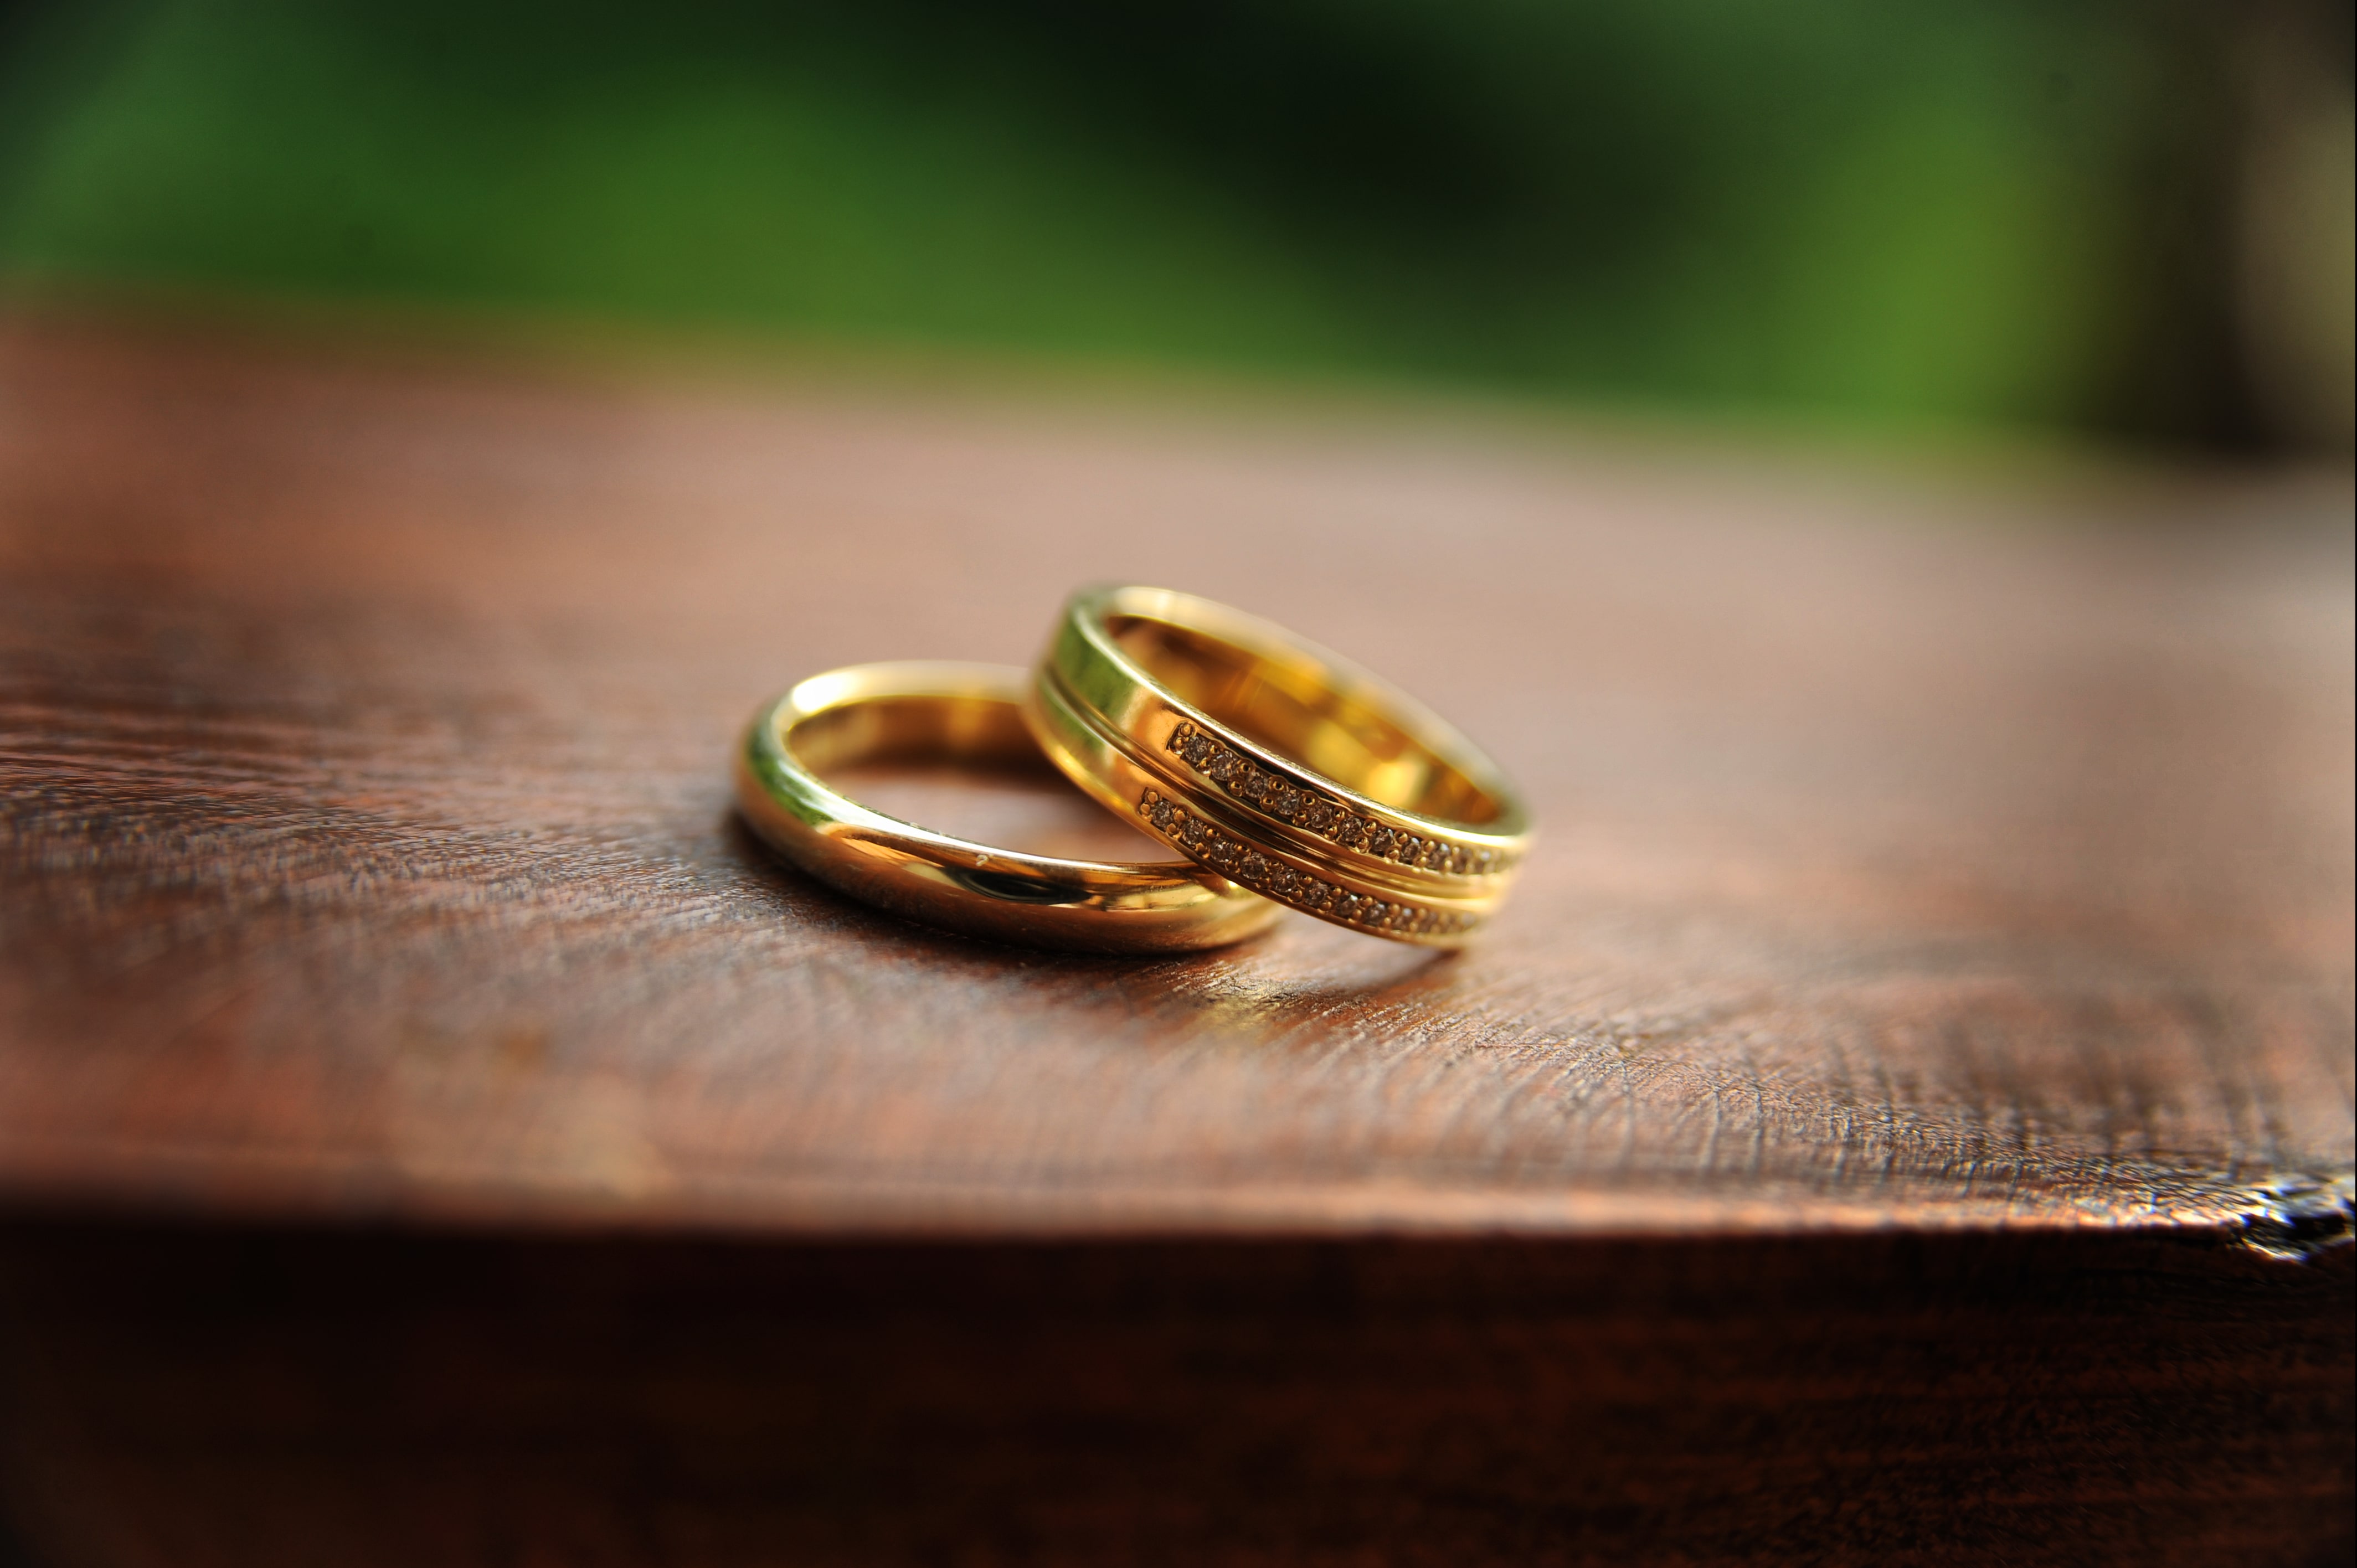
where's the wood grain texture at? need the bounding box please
[0,311,2350,1239]
[0,1220,2348,1568]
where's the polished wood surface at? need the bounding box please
[3,312,2346,1238]
[0,311,2349,1564]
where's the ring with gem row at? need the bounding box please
[1025,586,1531,947]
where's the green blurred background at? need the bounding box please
[1,0,2349,451]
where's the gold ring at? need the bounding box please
[737,661,1280,953]
[1026,586,1532,946]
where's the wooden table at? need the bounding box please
[1,312,2349,1565]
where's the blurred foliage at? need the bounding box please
[0,0,2283,443]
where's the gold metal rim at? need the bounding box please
[1026,587,1532,947]
[735,661,1279,954]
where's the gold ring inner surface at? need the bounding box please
[1107,613,1501,825]
[790,691,1061,777]
[790,690,1161,864]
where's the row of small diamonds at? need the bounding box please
[1138,788,1477,938]
[1164,721,1506,876]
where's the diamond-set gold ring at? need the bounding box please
[1023,586,1530,947]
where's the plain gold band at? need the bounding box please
[1026,586,1532,947]
[736,662,1279,953]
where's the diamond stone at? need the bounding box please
[1269,783,1300,819]
[1394,835,1422,864]
[1363,825,1396,857]
[1239,851,1269,881]
[1333,816,1366,848]
[1239,770,1270,802]
[1207,749,1239,783]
